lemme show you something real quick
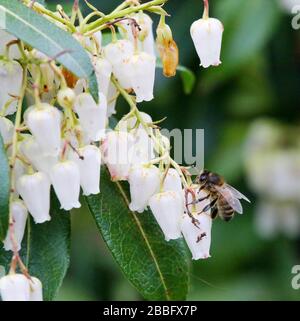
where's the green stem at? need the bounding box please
[111,76,189,188]
[9,65,28,216]
[84,0,168,34]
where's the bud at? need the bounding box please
[50,161,81,210]
[129,52,156,102]
[0,116,14,145]
[93,57,112,96]
[118,13,156,56]
[70,145,101,196]
[0,60,23,116]
[104,39,134,89]
[17,172,51,224]
[0,30,20,59]
[128,165,160,213]
[149,191,183,241]
[3,200,28,252]
[190,2,223,68]
[101,131,135,181]
[74,93,107,142]
[156,16,179,77]
[24,103,62,156]
[20,136,58,176]
[57,87,76,109]
[29,277,43,301]
[181,213,212,260]
[0,274,30,301]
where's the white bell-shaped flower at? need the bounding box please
[104,39,134,89]
[0,60,23,116]
[128,52,156,102]
[128,165,160,213]
[163,168,183,194]
[70,145,101,196]
[74,93,107,142]
[119,113,155,164]
[29,277,43,301]
[12,159,26,197]
[0,30,20,59]
[101,131,135,181]
[149,191,183,241]
[0,274,30,301]
[190,17,223,68]
[107,82,118,117]
[50,160,81,211]
[0,116,14,145]
[17,172,51,224]
[24,103,62,156]
[3,200,28,252]
[20,136,58,175]
[93,57,112,96]
[119,13,155,56]
[181,213,212,260]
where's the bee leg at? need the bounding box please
[197,197,218,215]
[184,188,200,228]
[186,194,210,206]
[211,206,218,219]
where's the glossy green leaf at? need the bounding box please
[86,168,189,301]
[157,61,196,95]
[0,193,71,301]
[0,0,98,102]
[0,135,9,241]
[177,65,196,95]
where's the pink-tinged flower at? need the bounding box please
[101,131,135,181]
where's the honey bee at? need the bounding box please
[194,169,250,221]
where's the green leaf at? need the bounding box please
[0,193,71,301]
[0,0,98,102]
[177,65,196,95]
[0,135,9,241]
[86,168,189,301]
[156,60,196,95]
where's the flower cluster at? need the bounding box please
[0,0,224,301]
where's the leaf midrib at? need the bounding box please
[0,5,86,77]
[115,180,171,300]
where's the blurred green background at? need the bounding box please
[48,0,300,300]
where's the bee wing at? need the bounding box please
[224,184,251,203]
[214,185,244,214]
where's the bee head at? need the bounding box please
[197,169,209,184]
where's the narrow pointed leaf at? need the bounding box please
[86,168,189,301]
[0,135,9,241]
[0,0,98,102]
